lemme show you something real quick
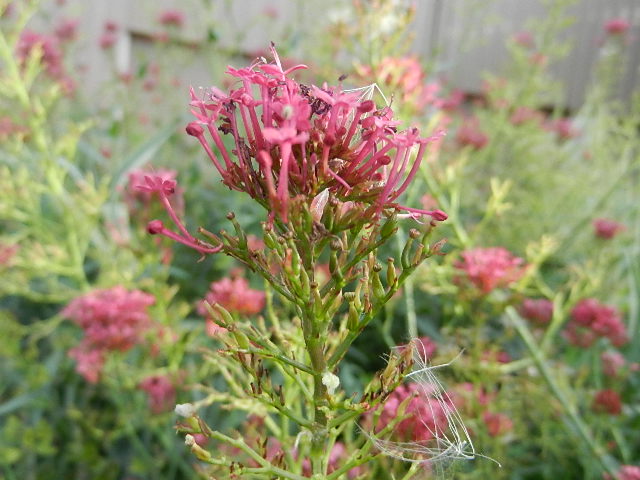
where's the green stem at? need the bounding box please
[508,307,618,476]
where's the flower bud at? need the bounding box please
[185,122,204,137]
[147,219,164,234]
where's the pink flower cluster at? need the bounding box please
[16,30,74,93]
[157,9,185,28]
[604,18,631,36]
[185,44,446,224]
[197,276,266,318]
[519,298,554,326]
[593,218,625,239]
[376,382,451,442]
[455,247,527,294]
[564,299,627,348]
[139,374,176,414]
[355,56,449,113]
[592,388,622,416]
[456,116,489,150]
[63,286,155,383]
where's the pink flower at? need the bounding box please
[186,44,445,224]
[375,382,452,442]
[593,218,625,239]
[139,375,176,414]
[483,412,513,437]
[546,118,578,140]
[617,466,640,480]
[0,243,19,267]
[68,346,105,384]
[604,18,630,35]
[565,299,627,348]
[104,21,118,33]
[601,351,626,377]
[456,117,489,150]
[99,32,116,49]
[592,389,622,416]
[16,30,65,78]
[63,286,155,352]
[157,9,185,28]
[513,31,535,48]
[519,298,553,326]
[64,287,155,382]
[455,247,527,294]
[510,106,543,126]
[130,169,178,202]
[198,276,265,317]
[54,18,79,42]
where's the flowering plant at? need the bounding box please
[142,44,453,477]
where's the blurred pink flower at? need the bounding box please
[456,117,489,150]
[513,31,535,48]
[455,247,527,294]
[593,218,625,239]
[104,21,118,33]
[519,298,553,326]
[99,32,117,49]
[604,18,631,35]
[0,243,19,266]
[139,375,176,414]
[68,346,105,384]
[158,9,185,28]
[16,31,65,78]
[54,18,79,42]
[510,106,544,126]
[376,382,451,442]
[566,299,627,348]
[546,118,578,140]
[617,466,640,480]
[63,286,155,352]
[601,350,626,377]
[592,389,622,416]
[483,411,513,437]
[198,276,265,317]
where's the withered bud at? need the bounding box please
[372,263,382,272]
[409,228,421,239]
[309,281,319,290]
[330,239,342,251]
[226,211,235,220]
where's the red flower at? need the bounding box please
[592,389,622,416]
[483,412,513,437]
[566,299,628,348]
[519,298,553,325]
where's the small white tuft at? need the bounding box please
[175,403,196,418]
[322,371,340,395]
